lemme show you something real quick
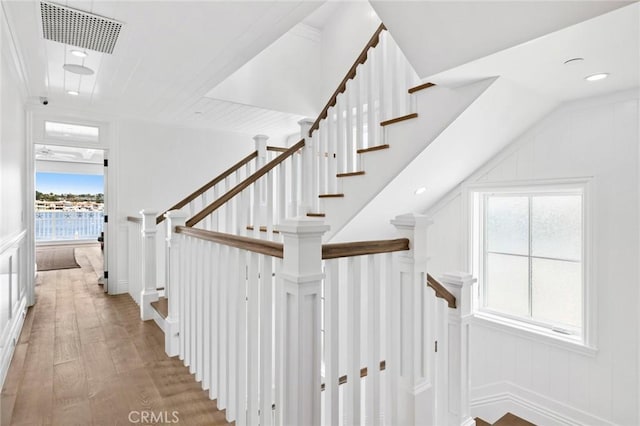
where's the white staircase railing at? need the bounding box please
[155,211,467,425]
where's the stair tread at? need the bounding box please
[307,212,326,217]
[475,418,492,426]
[357,144,390,154]
[319,193,344,198]
[337,171,365,178]
[246,225,280,233]
[380,113,418,127]
[150,297,168,320]
[408,82,436,94]
[494,413,536,426]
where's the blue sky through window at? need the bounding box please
[36,172,103,195]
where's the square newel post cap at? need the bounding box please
[139,210,158,232]
[440,272,477,288]
[390,213,433,229]
[298,118,315,138]
[278,217,330,236]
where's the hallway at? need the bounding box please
[1,245,228,425]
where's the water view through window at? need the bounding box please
[35,172,104,241]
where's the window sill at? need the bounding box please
[470,311,598,357]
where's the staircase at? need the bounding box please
[125,22,486,426]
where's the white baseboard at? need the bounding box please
[470,381,616,426]
[0,297,27,389]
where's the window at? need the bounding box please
[45,121,99,143]
[472,182,589,343]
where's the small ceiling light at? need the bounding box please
[194,111,203,115]
[563,57,584,65]
[63,64,94,75]
[70,50,88,58]
[585,73,609,82]
[67,90,79,96]
[414,187,427,195]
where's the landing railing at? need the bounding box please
[35,210,104,241]
[158,211,468,425]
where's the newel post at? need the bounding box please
[440,272,476,426]
[278,218,329,426]
[298,118,315,216]
[164,209,188,356]
[390,213,433,425]
[140,210,159,320]
[254,134,269,226]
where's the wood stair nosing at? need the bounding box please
[246,225,280,234]
[408,82,436,94]
[319,193,344,198]
[150,297,168,320]
[306,213,325,217]
[356,144,390,154]
[380,112,418,127]
[337,171,365,178]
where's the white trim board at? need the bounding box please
[470,381,617,426]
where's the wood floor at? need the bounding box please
[1,244,228,425]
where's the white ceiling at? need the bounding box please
[2,0,322,134]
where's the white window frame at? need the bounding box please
[468,178,597,355]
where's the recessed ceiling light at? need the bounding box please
[63,64,94,75]
[414,187,427,195]
[67,90,79,96]
[195,111,203,115]
[70,50,88,58]
[585,73,609,82]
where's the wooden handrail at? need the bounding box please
[266,146,288,153]
[126,216,142,224]
[155,151,259,225]
[308,23,387,137]
[427,273,456,309]
[186,139,305,227]
[175,226,284,258]
[322,238,409,260]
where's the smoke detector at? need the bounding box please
[40,1,122,54]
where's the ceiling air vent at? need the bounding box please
[40,1,122,54]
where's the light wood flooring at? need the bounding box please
[1,244,228,425]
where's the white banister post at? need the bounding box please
[390,213,433,425]
[254,134,269,228]
[140,210,159,320]
[298,118,315,216]
[278,217,329,426]
[164,209,188,356]
[440,272,476,426]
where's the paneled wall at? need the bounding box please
[427,90,639,425]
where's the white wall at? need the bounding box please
[0,20,26,241]
[319,1,381,104]
[206,24,322,117]
[116,120,253,292]
[0,2,29,389]
[427,90,639,425]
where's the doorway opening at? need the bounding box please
[34,143,107,286]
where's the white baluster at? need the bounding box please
[164,210,188,357]
[335,95,346,175]
[274,257,284,425]
[236,250,248,426]
[209,241,220,400]
[298,118,315,215]
[319,121,328,196]
[189,236,197,375]
[279,218,328,426]
[367,47,377,150]
[218,245,229,410]
[140,210,159,320]
[323,259,340,426]
[346,80,355,173]
[346,256,361,424]
[367,255,382,425]
[312,131,320,213]
[260,255,274,426]
[227,247,239,421]
[328,110,338,194]
[247,251,260,424]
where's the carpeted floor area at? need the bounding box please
[36,246,81,271]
